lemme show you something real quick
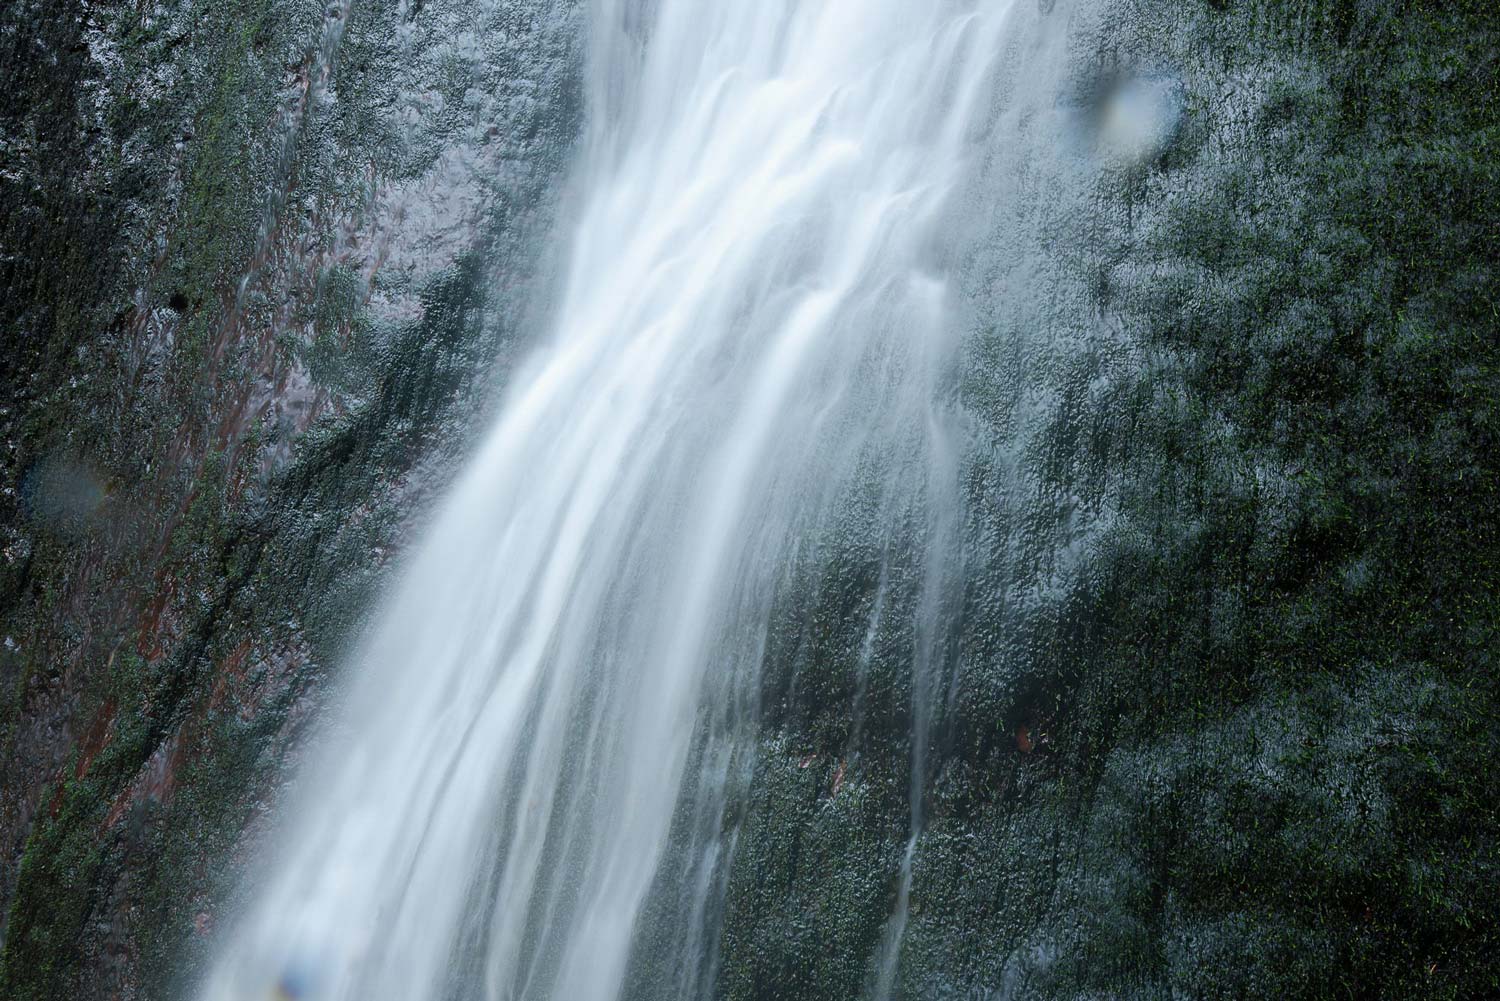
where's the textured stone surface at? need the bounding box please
[1,2,581,996]
[695,3,1500,998]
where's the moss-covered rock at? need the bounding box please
[700,1,1500,998]
[0,1,581,997]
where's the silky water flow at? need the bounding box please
[200,1,1071,999]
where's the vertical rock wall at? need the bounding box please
[694,2,1500,998]
[0,2,582,997]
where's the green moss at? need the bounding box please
[0,651,153,999]
[701,1,1500,998]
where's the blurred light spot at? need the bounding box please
[1097,75,1181,165]
[271,952,320,1000]
[22,456,107,534]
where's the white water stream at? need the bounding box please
[201,2,1047,999]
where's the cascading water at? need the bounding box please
[201,1,1039,999]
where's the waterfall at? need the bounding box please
[201,1,1035,999]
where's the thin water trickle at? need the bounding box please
[200,2,1045,999]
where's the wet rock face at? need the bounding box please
[585,0,1494,996]
[0,1,582,997]
[2,1,1497,1001]
[699,1,1500,999]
